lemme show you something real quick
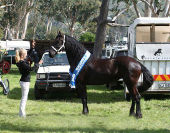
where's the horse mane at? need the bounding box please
[65,35,88,71]
[66,35,86,56]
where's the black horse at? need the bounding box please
[49,32,153,118]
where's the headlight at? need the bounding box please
[37,74,46,79]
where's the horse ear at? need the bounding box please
[58,31,62,36]
[58,31,63,37]
[55,31,62,40]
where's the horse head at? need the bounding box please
[49,31,65,58]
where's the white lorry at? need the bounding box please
[35,52,70,99]
[125,17,170,99]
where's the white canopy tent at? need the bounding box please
[0,40,30,50]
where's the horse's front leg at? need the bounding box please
[77,83,89,115]
[82,97,89,115]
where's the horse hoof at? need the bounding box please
[129,112,136,117]
[82,111,89,115]
[136,114,142,119]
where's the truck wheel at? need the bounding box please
[2,61,11,74]
[34,85,44,100]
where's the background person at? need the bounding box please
[27,40,39,70]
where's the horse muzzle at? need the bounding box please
[49,48,57,58]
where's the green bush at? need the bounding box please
[79,32,95,42]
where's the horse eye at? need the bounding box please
[55,40,59,44]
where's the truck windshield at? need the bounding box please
[136,25,170,43]
[42,53,69,66]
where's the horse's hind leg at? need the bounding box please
[132,86,142,118]
[135,92,142,118]
[77,83,89,115]
[129,98,136,117]
[126,83,142,118]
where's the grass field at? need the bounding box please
[0,65,170,133]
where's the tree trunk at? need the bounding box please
[22,0,34,39]
[164,0,170,17]
[46,18,50,34]
[4,28,8,40]
[49,20,53,33]
[4,24,9,40]
[93,0,109,58]
[70,27,74,37]
[15,11,24,39]
[33,26,37,39]
[21,12,30,39]
[7,28,13,40]
[15,29,20,39]
[144,0,152,17]
[69,20,75,37]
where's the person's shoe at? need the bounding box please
[19,115,26,118]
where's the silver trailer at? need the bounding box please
[125,17,170,99]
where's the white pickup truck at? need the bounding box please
[34,52,70,99]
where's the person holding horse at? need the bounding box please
[27,40,39,71]
[15,48,41,117]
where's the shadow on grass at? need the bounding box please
[143,94,170,101]
[7,87,35,100]
[8,84,170,104]
[7,86,125,103]
[7,87,76,101]
[43,85,125,103]
[36,89,125,103]
[0,121,169,133]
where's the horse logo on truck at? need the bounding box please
[154,49,162,56]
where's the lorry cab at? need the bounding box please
[127,17,170,94]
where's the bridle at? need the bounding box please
[51,35,65,53]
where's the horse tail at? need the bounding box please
[137,63,154,93]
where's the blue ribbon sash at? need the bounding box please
[69,51,91,88]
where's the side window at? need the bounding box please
[136,26,150,43]
[136,24,170,43]
[107,50,110,57]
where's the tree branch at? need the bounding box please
[98,19,115,25]
[107,23,129,27]
[0,4,13,8]
[132,0,141,17]
[140,0,158,17]
[108,1,143,24]
[114,8,128,21]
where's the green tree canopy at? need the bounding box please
[79,32,95,42]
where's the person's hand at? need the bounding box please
[39,60,43,64]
